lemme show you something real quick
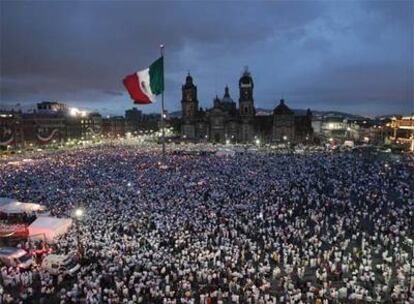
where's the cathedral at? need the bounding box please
[180,69,313,144]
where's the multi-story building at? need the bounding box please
[102,116,126,138]
[64,112,103,141]
[321,116,349,142]
[22,111,66,146]
[320,116,388,145]
[386,115,414,151]
[0,111,24,149]
[37,101,67,112]
[350,119,386,145]
[311,115,323,136]
[81,113,103,139]
[125,107,143,133]
[0,102,104,148]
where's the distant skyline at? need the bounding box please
[1,1,413,117]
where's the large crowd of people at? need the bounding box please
[0,145,413,303]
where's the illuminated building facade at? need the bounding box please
[319,115,386,145]
[0,103,104,149]
[387,115,414,151]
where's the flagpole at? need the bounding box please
[160,44,166,157]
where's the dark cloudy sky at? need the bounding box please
[1,1,413,116]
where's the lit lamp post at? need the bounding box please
[282,135,288,149]
[74,208,84,261]
[74,208,84,219]
[347,127,351,140]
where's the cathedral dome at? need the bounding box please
[273,99,294,115]
[221,86,234,103]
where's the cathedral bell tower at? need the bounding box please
[239,68,255,142]
[239,68,255,119]
[181,73,198,120]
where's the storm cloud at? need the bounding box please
[1,0,413,116]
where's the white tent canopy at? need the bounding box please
[0,201,46,214]
[28,216,73,242]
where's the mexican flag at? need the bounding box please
[123,57,164,104]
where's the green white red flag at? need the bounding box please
[123,57,164,104]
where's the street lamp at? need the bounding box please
[282,136,288,149]
[346,127,352,140]
[74,208,84,219]
[73,208,85,261]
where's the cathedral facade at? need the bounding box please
[180,70,313,144]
